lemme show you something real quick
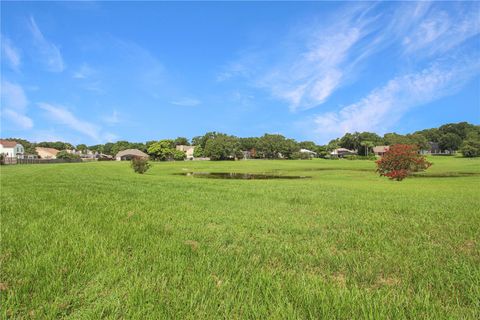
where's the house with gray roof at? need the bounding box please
[115,149,149,161]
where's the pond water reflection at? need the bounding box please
[175,172,311,180]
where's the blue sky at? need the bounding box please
[1,1,479,145]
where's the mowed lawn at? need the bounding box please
[1,157,479,319]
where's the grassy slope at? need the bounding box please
[1,157,479,319]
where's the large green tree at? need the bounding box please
[239,137,259,151]
[459,132,480,157]
[414,128,442,142]
[439,122,477,140]
[203,134,240,160]
[256,134,300,159]
[383,133,411,145]
[173,137,190,146]
[439,133,462,152]
[147,140,175,161]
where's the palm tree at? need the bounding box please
[360,141,375,156]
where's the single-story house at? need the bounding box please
[176,145,196,160]
[373,145,390,156]
[35,147,59,159]
[115,149,149,161]
[300,148,317,158]
[0,140,24,158]
[330,148,357,158]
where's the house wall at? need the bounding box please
[0,146,15,156]
[176,145,196,160]
[0,144,24,157]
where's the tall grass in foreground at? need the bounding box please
[1,157,479,318]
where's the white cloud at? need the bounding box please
[38,103,100,141]
[220,4,384,112]
[28,16,65,72]
[1,81,28,110]
[28,130,67,143]
[221,2,479,113]
[259,26,364,111]
[399,5,480,57]
[0,81,33,129]
[308,59,480,143]
[170,98,201,107]
[2,109,33,129]
[1,36,21,70]
[73,63,95,79]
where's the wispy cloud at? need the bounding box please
[219,4,385,112]
[1,36,21,71]
[389,2,480,58]
[28,130,68,143]
[1,81,28,110]
[221,2,479,114]
[308,58,480,143]
[28,16,65,72]
[170,98,201,107]
[38,103,101,141]
[73,63,95,79]
[2,109,33,130]
[0,81,33,129]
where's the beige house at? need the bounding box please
[176,145,196,160]
[373,146,390,156]
[116,149,148,161]
[35,147,60,159]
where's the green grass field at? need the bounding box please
[1,157,479,319]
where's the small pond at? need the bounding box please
[175,172,311,180]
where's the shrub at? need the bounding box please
[460,137,480,157]
[0,154,4,165]
[131,157,150,174]
[56,150,81,160]
[376,144,432,181]
[173,150,186,161]
[193,145,204,158]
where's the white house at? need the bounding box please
[0,140,25,158]
[330,148,357,158]
[300,148,317,157]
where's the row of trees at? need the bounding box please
[327,122,480,157]
[3,122,479,159]
[190,132,310,160]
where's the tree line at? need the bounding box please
[3,122,480,159]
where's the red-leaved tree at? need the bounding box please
[376,144,432,181]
